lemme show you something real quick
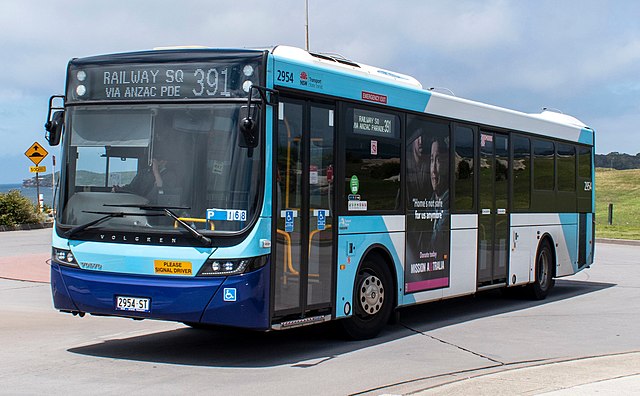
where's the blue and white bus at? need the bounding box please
[45,45,594,339]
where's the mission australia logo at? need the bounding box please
[299,71,323,89]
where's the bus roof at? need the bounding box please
[271,46,423,90]
[270,45,592,142]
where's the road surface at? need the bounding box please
[0,229,638,394]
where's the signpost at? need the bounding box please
[25,142,48,166]
[25,142,48,211]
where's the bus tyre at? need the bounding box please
[528,240,555,300]
[340,255,393,340]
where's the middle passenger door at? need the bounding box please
[477,131,510,287]
[273,97,336,322]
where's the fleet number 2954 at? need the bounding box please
[277,70,294,83]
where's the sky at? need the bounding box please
[1,0,640,183]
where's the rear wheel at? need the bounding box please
[528,239,555,300]
[340,255,393,340]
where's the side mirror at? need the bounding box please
[237,85,278,149]
[238,106,259,148]
[45,111,64,146]
[239,117,258,148]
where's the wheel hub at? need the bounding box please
[359,275,385,315]
[538,250,550,290]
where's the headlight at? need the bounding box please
[243,64,254,77]
[196,255,268,277]
[52,247,79,268]
[76,85,87,96]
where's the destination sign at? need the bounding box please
[68,59,262,102]
[352,108,398,138]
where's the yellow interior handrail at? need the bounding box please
[276,229,293,284]
[276,224,332,279]
[174,217,215,231]
[308,225,332,257]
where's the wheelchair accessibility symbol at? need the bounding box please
[223,288,237,302]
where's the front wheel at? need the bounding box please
[340,255,393,340]
[527,240,555,300]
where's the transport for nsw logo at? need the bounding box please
[299,71,323,89]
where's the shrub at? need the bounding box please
[0,190,43,226]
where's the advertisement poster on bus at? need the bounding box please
[405,117,450,293]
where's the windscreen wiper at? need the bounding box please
[104,204,190,211]
[65,211,162,238]
[104,204,212,246]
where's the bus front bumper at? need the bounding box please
[50,261,271,330]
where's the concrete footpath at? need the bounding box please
[1,229,639,394]
[410,352,640,395]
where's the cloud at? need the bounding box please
[0,89,28,103]
[590,112,640,155]
[0,1,308,95]
[2,0,640,183]
[581,38,640,80]
[407,0,520,52]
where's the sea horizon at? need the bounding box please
[0,183,55,207]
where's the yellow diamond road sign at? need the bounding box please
[25,142,48,166]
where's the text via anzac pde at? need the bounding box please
[102,69,184,98]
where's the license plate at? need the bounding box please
[116,296,151,313]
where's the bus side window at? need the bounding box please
[557,143,576,192]
[453,125,475,212]
[344,107,401,213]
[578,146,592,180]
[512,135,531,210]
[577,145,593,213]
[533,139,555,191]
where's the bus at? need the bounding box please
[44,45,594,339]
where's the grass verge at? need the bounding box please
[596,168,640,240]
